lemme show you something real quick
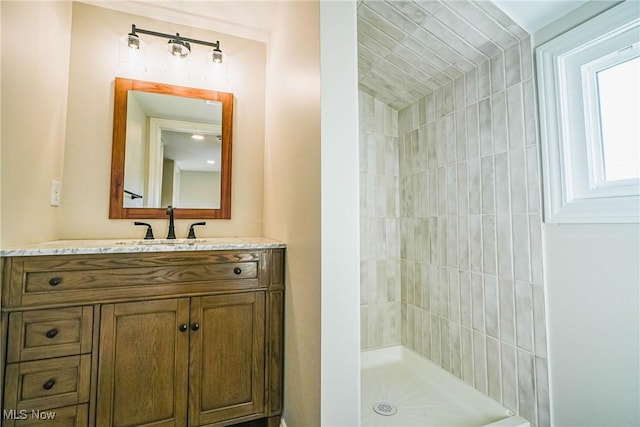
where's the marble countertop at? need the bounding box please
[0,237,286,257]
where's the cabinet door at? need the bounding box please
[189,292,265,426]
[96,299,190,427]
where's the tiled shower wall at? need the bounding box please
[359,92,401,350]
[397,40,549,426]
[358,19,551,425]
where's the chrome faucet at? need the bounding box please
[166,206,176,239]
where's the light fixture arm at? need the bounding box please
[130,24,220,50]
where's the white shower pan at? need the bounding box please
[361,346,530,427]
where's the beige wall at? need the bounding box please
[2,2,327,424]
[263,2,321,426]
[2,1,326,423]
[1,1,72,247]
[60,2,266,240]
[1,2,267,246]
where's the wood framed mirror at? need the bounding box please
[109,77,233,219]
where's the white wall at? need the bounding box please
[179,171,219,208]
[535,3,640,425]
[320,2,361,426]
[544,224,639,426]
[161,159,175,208]
[0,1,72,247]
[123,92,146,207]
[533,1,622,46]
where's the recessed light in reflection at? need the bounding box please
[207,160,216,164]
[191,134,204,140]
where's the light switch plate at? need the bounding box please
[50,180,61,206]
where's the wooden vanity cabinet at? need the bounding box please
[1,248,285,427]
[97,294,265,427]
[96,298,190,426]
[189,293,265,426]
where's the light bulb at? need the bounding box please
[211,47,223,64]
[168,39,190,58]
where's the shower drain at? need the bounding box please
[372,401,397,416]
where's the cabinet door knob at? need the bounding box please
[233,267,242,275]
[179,324,188,332]
[48,277,62,286]
[45,328,58,339]
[42,379,56,390]
[191,323,200,331]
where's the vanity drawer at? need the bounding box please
[3,355,91,411]
[7,307,93,363]
[3,251,263,307]
[4,404,89,427]
[23,261,257,292]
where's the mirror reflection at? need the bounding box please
[123,90,222,209]
[109,78,233,220]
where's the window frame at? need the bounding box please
[536,1,640,223]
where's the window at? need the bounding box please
[537,2,640,223]
[593,54,640,182]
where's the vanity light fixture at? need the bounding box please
[127,24,222,63]
[191,134,205,140]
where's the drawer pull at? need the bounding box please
[42,379,56,390]
[233,267,242,275]
[48,277,62,287]
[45,328,59,339]
[179,324,188,332]
[191,323,200,331]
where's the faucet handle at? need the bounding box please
[134,222,154,240]
[165,205,176,239]
[187,222,206,239]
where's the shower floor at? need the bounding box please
[361,346,523,427]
